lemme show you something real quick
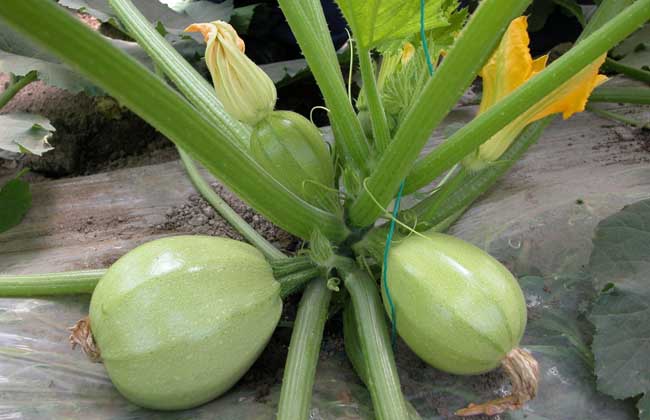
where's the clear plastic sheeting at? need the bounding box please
[2,105,649,418]
[0,296,372,419]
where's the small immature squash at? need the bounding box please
[385,231,526,375]
[251,110,335,209]
[89,236,282,410]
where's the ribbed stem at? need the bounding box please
[347,0,532,227]
[277,267,321,299]
[589,87,650,105]
[178,147,286,260]
[0,0,348,241]
[108,0,251,144]
[358,48,391,154]
[340,264,410,420]
[400,0,630,228]
[343,300,422,420]
[271,255,316,277]
[404,118,551,228]
[277,277,332,420]
[404,0,650,193]
[604,58,650,85]
[276,0,370,174]
[0,270,105,296]
[0,70,37,109]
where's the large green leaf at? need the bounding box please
[0,113,55,156]
[334,0,452,49]
[0,24,201,94]
[0,171,31,234]
[588,199,650,417]
[58,0,233,34]
[0,51,100,95]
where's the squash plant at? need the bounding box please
[0,0,649,418]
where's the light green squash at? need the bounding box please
[89,235,282,410]
[384,231,527,375]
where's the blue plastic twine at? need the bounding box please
[382,0,435,349]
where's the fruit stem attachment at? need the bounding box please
[277,267,322,299]
[277,277,332,420]
[0,269,106,296]
[68,316,101,362]
[339,262,411,420]
[456,347,539,417]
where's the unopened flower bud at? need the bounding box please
[185,21,276,125]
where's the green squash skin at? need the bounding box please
[89,236,282,410]
[384,232,527,375]
[251,110,334,206]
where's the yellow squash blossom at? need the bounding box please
[463,16,608,171]
[185,21,276,125]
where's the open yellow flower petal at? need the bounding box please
[464,16,607,171]
[479,16,533,113]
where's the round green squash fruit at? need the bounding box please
[384,231,527,375]
[251,110,335,210]
[88,235,282,410]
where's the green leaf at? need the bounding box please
[260,58,308,85]
[0,113,55,156]
[611,24,650,72]
[0,172,31,234]
[334,0,451,49]
[159,0,233,23]
[229,4,258,35]
[0,24,201,94]
[0,51,100,95]
[553,0,586,26]
[588,199,650,417]
[59,0,233,34]
[380,7,467,124]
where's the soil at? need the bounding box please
[154,182,300,253]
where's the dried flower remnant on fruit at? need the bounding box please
[185,21,277,125]
[463,16,607,171]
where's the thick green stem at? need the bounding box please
[399,0,630,227]
[276,0,370,174]
[0,259,316,297]
[0,270,105,296]
[587,104,648,128]
[178,147,286,260]
[604,58,650,85]
[409,166,469,226]
[358,48,391,154]
[342,300,421,420]
[347,0,532,227]
[404,0,650,193]
[277,277,332,420]
[278,267,321,299]
[341,265,410,420]
[271,256,316,277]
[0,0,347,241]
[590,87,650,105]
[404,118,551,229]
[108,0,251,144]
[0,70,37,109]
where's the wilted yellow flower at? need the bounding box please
[463,16,607,171]
[185,21,276,125]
